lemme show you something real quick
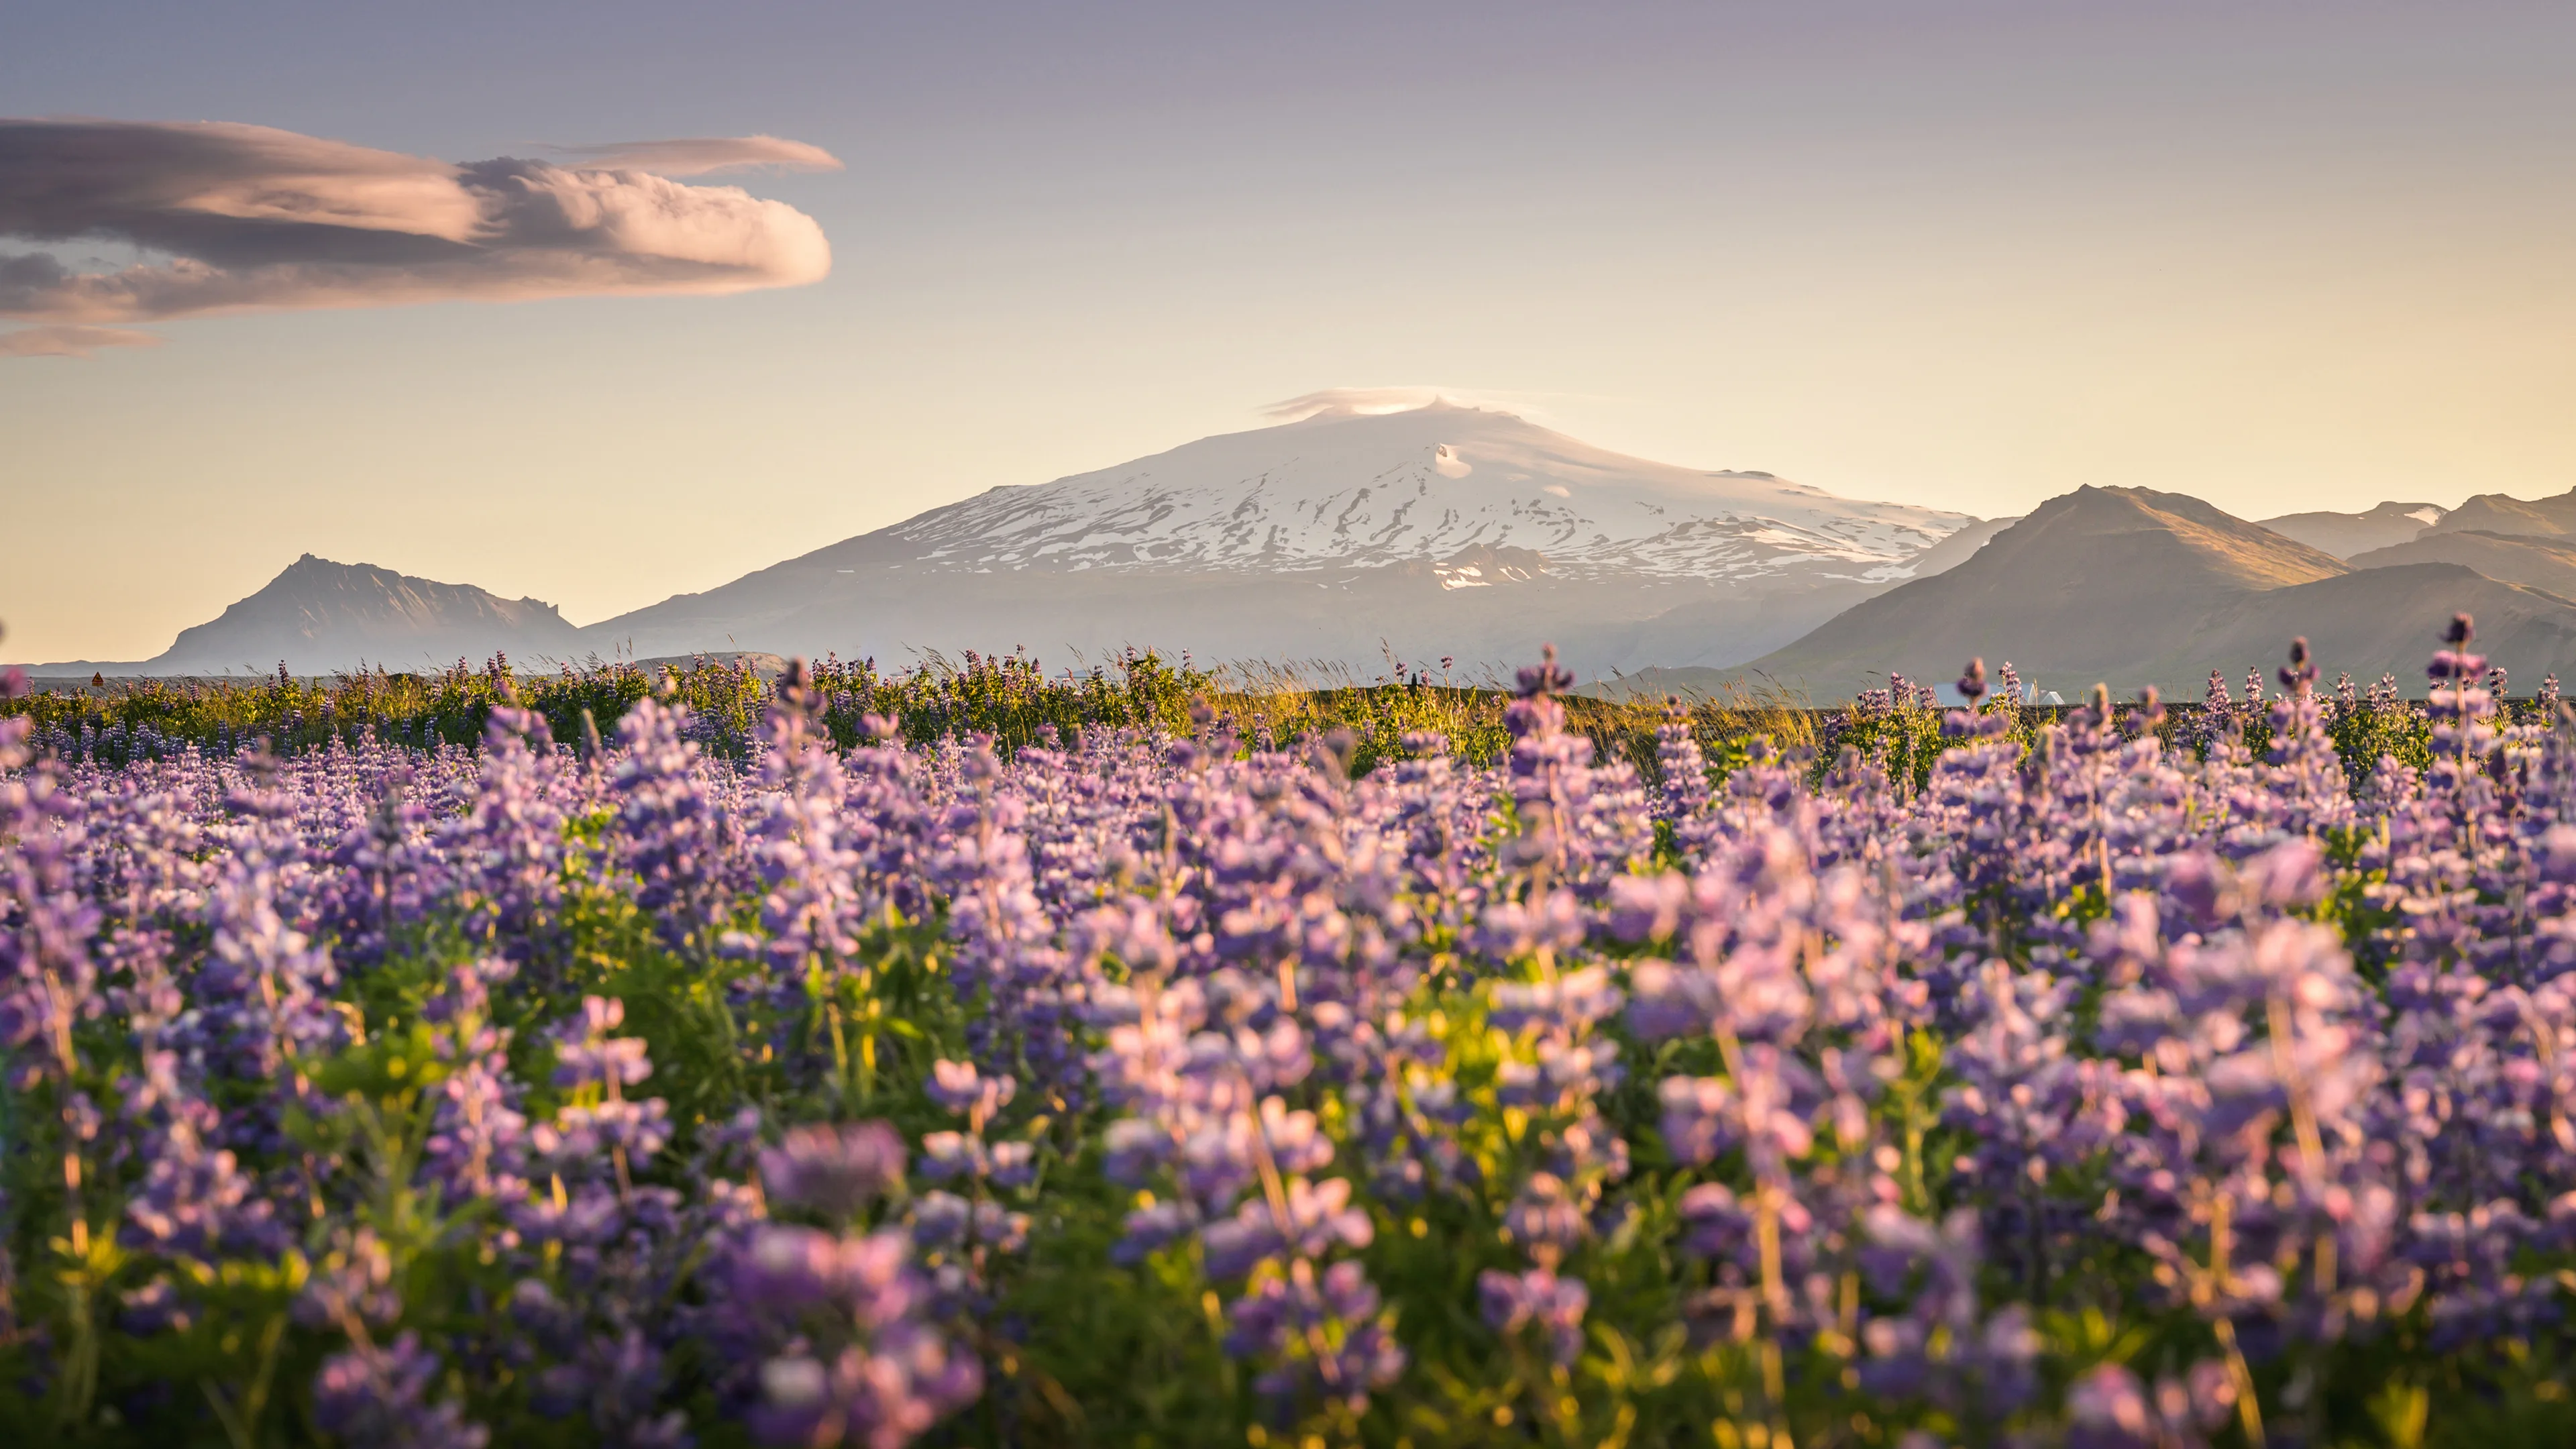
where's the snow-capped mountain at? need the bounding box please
[880,399,1967,585]
[584,397,1979,674]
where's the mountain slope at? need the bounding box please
[1894,515,2017,580]
[581,400,1975,672]
[2425,488,2576,541]
[139,555,582,676]
[2257,500,2447,558]
[2131,564,2576,689]
[2349,530,2576,598]
[1722,487,2576,698]
[1722,487,2343,695]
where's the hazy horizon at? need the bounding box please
[7,1,2574,662]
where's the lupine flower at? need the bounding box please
[763,1121,907,1218]
[312,1332,490,1449]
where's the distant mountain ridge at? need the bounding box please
[2349,530,2576,598]
[105,555,582,676]
[1695,486,2576,698]
[2426,488,2576,541]
[2257,500,2448,559]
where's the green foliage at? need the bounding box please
[5,654,1827,794]
[1827,698,1951,794]
[805,649,1220,757]
[2330,697,2434,781]
[13,650,2564,820]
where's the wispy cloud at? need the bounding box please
[0,323,164,358]
[549,135,843,177]
[1260,386,1609,425]
[0,119,837,328]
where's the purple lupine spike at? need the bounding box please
[312,1332,490,1449]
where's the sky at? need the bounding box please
[4,0,2573,663]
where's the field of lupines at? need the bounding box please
[4,621,2575,1448]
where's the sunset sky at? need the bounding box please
[5,1,2573,663]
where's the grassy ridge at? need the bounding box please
[1,647,2486,790]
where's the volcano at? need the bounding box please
[580,398,1977,674]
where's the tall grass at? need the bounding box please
[1,647,2483,797]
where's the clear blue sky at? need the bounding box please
[5,1,2573,661]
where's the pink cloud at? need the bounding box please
[0,323,163,358]
[1261,386,1564,423]
[551,135,844,176]
[0,119,836,326]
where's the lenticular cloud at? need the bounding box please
[0,119,837,325]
